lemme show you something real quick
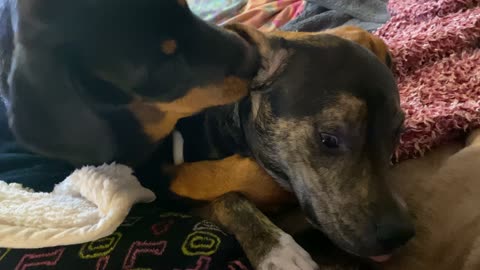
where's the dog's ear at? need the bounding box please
[225,24,291,92]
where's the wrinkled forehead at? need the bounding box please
[269,39,399,120]
[319,94,366,124]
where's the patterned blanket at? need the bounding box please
[0,205,251,269]
[375,0,480,161]
[188,0,305,31]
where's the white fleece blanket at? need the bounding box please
[0,163,156,249]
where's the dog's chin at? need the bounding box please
[305,216,394,263]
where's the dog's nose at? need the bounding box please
[375,214,415,250]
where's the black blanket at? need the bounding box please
[0,102,252,269]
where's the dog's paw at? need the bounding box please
[258,233,319,270]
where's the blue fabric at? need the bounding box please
[281,0,389,32]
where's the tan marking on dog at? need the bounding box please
[323,26,390,65]
[161,39,177,55]
[270,30,343,48]
[169,154,294,210]
[130,76,249,141]
[272,25,391,65]
[322,26,390,65]
[155,76,248,114]
[319,94,366,123]
[128,99,184,142]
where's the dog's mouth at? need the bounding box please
[305,213,396,263]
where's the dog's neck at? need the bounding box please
[174,98,253,163]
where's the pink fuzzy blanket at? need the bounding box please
[375,0,480,161]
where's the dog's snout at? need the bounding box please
[375,214,415,251]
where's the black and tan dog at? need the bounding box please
[0,0,413,269]
[0,0,261,165]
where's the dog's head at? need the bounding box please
[233,25,413,259]
[3,0,259,165]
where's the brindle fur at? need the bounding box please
[172,26,413,268]
[197,193,285,267]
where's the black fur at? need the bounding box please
[0,0,260,166]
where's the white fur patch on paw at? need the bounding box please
[258,233,318,270]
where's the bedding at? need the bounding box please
[0,103,252,269]
[188,0,390,32]
[0,164,155,249]
[375,0,480,161]
[0,205,251,269]
[281,0,390,32]
[189,0,305,31]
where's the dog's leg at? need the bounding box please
[198,192,318,270]
[168,156,318,269]
[169,154,294,210]
[171,159,361,269]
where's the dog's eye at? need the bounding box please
[319,133,339,149]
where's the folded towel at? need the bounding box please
[0,163,155,248]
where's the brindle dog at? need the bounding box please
[0,0,413,269]
[169,26,413,269]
